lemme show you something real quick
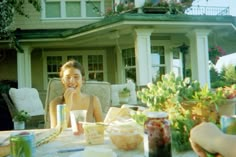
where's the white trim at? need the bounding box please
[42,49,48,90]
[17,46,32,88]
[17,53,25,88]
[81,0,86,17]
[61,1,66,18]
[41,0,46,19]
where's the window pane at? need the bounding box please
[46,2,60,18]
[151,46,165,82]
[67,56,83,64]
[152,66,165,82]
[47,56,62,80]
[88,55,104,81]
[172,51,182,77]
[152,53,160,65]
[151,46,165,65]
[122,48,135,66]
[88,72,103,81]
[122,48,136,82]
[125,68,136,83]
[86,1,101,17]
[66,2,81,17]
[48,74,60,78]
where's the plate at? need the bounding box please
[69,151,117,157]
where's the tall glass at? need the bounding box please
[57,104,67,129]
[10,132,35,157]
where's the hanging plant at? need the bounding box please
[208,46,226,64]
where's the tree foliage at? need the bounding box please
[0,0,40,51]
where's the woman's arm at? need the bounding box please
[190,122,236,157]
[93,96,104,122]
[216,134,236,157]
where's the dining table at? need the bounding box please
[0,128,198,157]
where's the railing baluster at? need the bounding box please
[185,5,230,16]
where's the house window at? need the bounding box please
[151,46,165,82]
[88,55,104,81]
[47,56,62,79]
[43,0,103,19]
[122,48,136,82]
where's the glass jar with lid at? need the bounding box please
[144,111,172,157]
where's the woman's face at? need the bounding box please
[61,67,83,89]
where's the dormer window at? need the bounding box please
[42,0,104,19]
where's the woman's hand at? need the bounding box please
[189,140,207,157]
[189,122,224,156]
[64,87,80,109]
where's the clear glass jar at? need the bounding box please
[144,111,172,157]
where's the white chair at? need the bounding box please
[9,88,45,128]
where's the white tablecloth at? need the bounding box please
[0,128,197,157]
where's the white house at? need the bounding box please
[0,0,236,101]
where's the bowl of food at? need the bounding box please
[106,119,143,150]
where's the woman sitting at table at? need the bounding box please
[49,59,103,128]
[189,122,236,157]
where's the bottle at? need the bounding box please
[57,104,67,130]
[144,111,172,157]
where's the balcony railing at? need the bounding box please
[185,6,230,16]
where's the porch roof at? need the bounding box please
[14,14,236,40]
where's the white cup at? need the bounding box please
[70,110,87,135]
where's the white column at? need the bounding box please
[134,28,153,86]
[17,46,32,88]
[187,29,211,87]
[17,52,25,88]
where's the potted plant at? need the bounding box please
[133,72,226,152]
[143,0,169,14]
[118,87,131,104]
[142,0,193,14]
[13,110,31,130]
[216,84,236,116]
[208,45,226,65]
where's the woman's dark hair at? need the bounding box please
[59,59,85,77]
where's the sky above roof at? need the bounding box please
[193,0,236,16]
